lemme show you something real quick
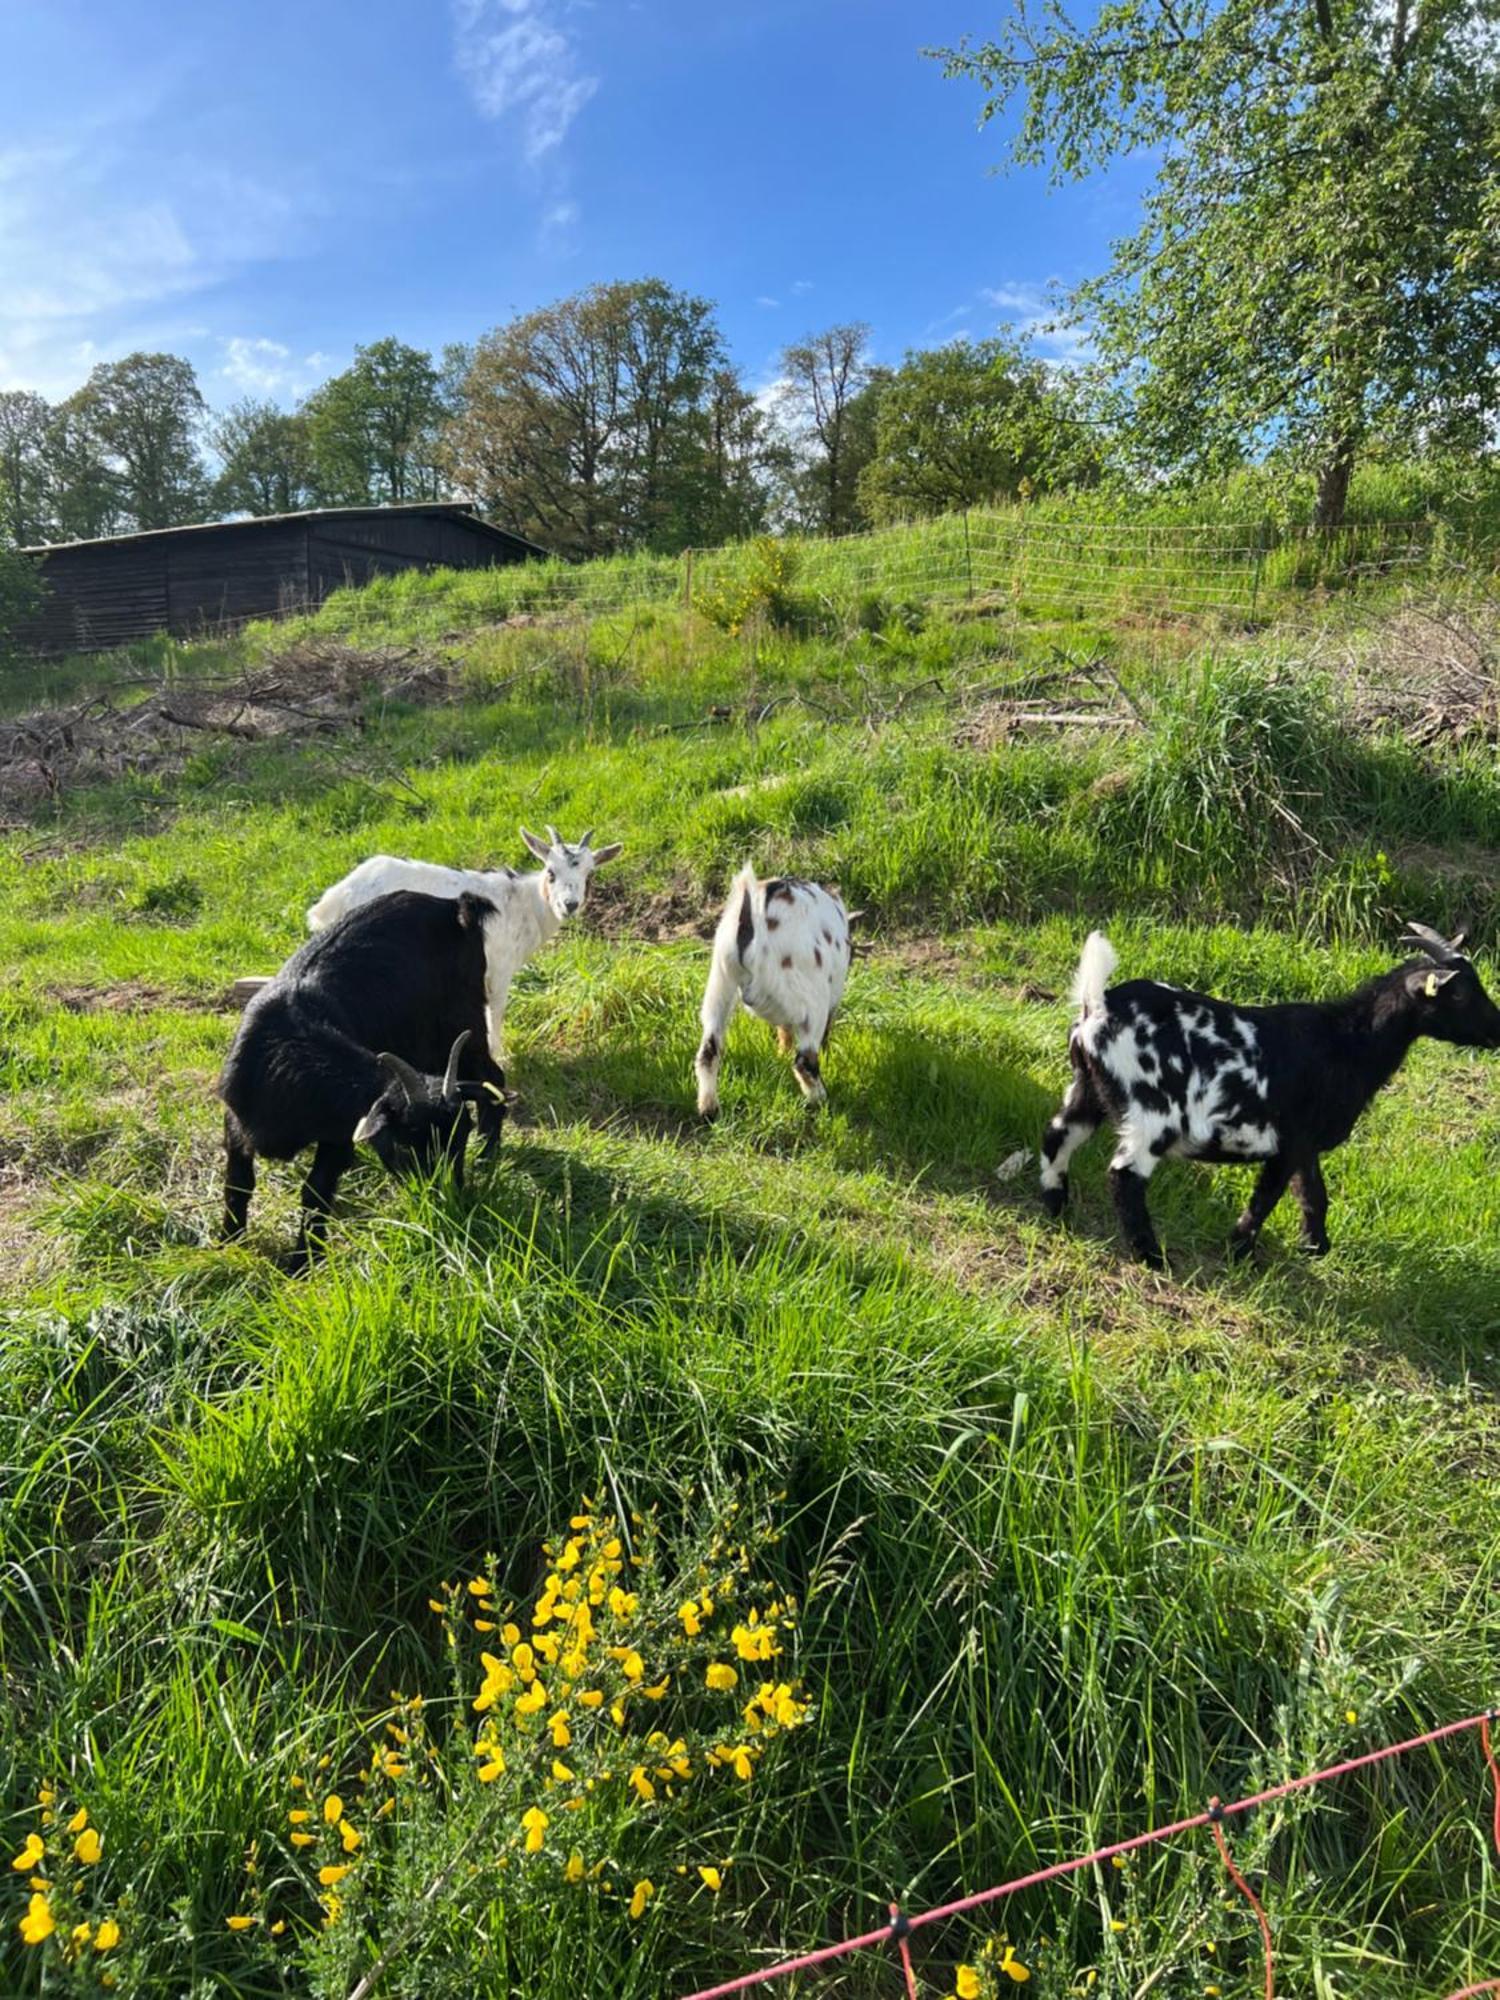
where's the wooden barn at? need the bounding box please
[16,503,547,655]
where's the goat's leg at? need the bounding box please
[1106,1129,1165,1269]
[291,1139,355,1272]
[1228,1154,1295,1261]
[1039,1064,1105,1219]
[222,1114,256,1240]
[463,1037,510,1155]
[791,1005,829,1108]
[1292,1157,1330,1255]
[695,956,742,1119]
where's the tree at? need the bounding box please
[935,0,1500,526]
[857,338,1099,522]
[210,400,314,516]
[303,340,449,506]
[775,325,879,534]
[0,392,53,546]
[42,395,124,543]
[76,352,207,529]
[0,544,44,660]
[445,279,752,556]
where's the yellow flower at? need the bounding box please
[1346,1708,1358,1725]
[516,1683,547,1716]
[502,1622,521,1647]
[468,1576,494,1597]
[67,1808,88,1834]
[608,1587,638,1618]
[322,1794,343,1825]
[565,1850,586,1883]
[10,1833,44,1872]
[956,1969,983,2000]
[477,1752,506,1783]
[339,1820,362,1855]
[317,1864,351,1888]
[551,1759,575,1782]
[291,1832,317,1849]
[522,1806,549,1854]
[679,1602,703,1636]
[642,1677,670,1701]
[72,1922,93,1947]
[287,1809,310,1825]
[1109,1919,1126,1933]
[628,1877,654,1920]
[37,1788,55,1808]
[706,1662,738,1691]
[629,1766,656,1803]
[1205,1988,1222,1998]
[19,1893,54,1945]
[474,1618,496,1633]
[732,1621,779,1663]
[512,1641,535,1676]
[74,1828,103,1865]
[578,1689,605,1709]
[618,1648,645,1681]
[698,1865,723,1891]
[94,1920,121,1951]
[1000,1946,1031,1985]
[427,1597,447,1614]
[550,1712,572,1748]
[226,1913,256,1931]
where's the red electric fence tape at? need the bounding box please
[681,1710,1500,2000]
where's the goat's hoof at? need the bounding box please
[1135,1246,1167,1272]
[1300,1236,1330,1258]
[1227,1231,1258,1264]
[1039,1185,1067,1221]
[698,1103,719,1124]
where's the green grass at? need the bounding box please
[3,574,1500,1997]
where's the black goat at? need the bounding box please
[219,890,509,1267]
[1039,923,1500,1268]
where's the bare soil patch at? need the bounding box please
[50,980,221,1016]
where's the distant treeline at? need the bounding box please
[0,285,1102,558]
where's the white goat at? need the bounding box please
[306,826,622,1059]
[695,866,853,1117]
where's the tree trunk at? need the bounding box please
[1313,441,1354,530]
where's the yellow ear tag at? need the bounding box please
[1425,971,1438,997]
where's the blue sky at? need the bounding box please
[0,1,1150,410]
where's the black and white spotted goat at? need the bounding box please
[220,890,508,1268]
[695,866,853,1116]
[1038,923,1500,1267]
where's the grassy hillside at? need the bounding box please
[3,560,1500,1997]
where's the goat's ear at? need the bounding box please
[456,891,489,929]
[1406,965,1460,999]
[519,825,550,862]
[589,841,623,867]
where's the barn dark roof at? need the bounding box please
[20,501,548,561]
[16,502,549,654]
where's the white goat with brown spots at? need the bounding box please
[695,866,852,1117]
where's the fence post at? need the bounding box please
[682,547,695,611]
[1248,518,1272,624]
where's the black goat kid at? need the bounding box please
[1039,923,1500,1268]
[219,890,508,1267]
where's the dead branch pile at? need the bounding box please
[952,652,1143,750]
[0,640,454,811]
[1335,594,1500,746]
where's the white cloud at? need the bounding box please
[0,128,311,399]
[980,279,1094,366]
[755,295,780,309]
[790,278,813,295]
[218,336,331,402]
[452,0,599,165]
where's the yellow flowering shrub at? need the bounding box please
[213,1494,812,1994]
[4,1783,127,1990]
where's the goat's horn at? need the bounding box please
[1399,921,1467,964]
[545,824,560,847]
[376,1051,425,1104]
[442,1029,471,1101]
[579,828,594,850]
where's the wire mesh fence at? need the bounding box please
[302,509,1454,645]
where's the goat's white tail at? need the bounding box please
[1071,931,1118,1016]
[306,885,345,933]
